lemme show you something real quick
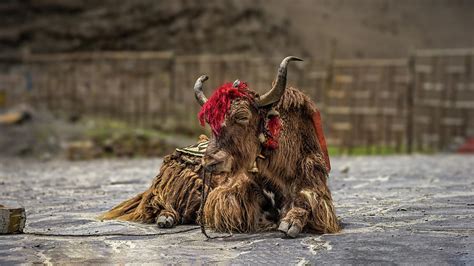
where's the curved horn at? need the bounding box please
[194,75,209,106]
[256,56,303,107]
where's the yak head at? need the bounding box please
[194,56,303,174]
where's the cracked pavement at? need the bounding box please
[0,155,473,264]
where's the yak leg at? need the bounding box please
[279,186,340,237]
[279,155,340,237]
[156,208,179,228]
[155,168,203,228]
[278,196,309,238]
[278,188,340,237]
[203,173,271,233]
[299,189,340,233]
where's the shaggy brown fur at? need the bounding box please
[203,172,278,232]
[99,148,207,226]
[100,136,279,230]
[202,87,341,236]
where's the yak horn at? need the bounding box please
[194,75,209,106]
[256,56,303,107]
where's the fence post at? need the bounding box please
[324,41,336,152]
[406,53,416,154]
[163,52,176,129]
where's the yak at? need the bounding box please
[100,56,340,237]
[196,56,340,237]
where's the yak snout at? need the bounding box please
[202,150,234,174]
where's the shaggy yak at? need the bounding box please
[100,56,340,237]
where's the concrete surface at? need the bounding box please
[0,155,473,264]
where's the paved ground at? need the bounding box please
[0,155,473,264]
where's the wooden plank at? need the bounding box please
[422,82,444,91]
[415,115,431,124]
[332,122,352,131]
[352,90,371,99]
[364,74,380,82]
[326,137,342,146]
[391,124,405,132]
[422,133,440,142]
[0,206,26,234]
[456,83,474,91]
[24,51,175,62]
[455,101,474,109]
[419,99,454,108]
[381,108,398,116]
[355,107,378,115]
[393,75,410,83]
[308,71,327,79]
[327,90,346,99]
[415,48,474,57]
[441,117,464,126]
[334,75,353,84]
[326,106,350,114]
[334,58,407,67]
[446,65,465,74]
[415,65,432,74]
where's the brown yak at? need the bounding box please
[196,56,340,237]
[101,56,339,237]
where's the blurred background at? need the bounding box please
[0,0,473,159]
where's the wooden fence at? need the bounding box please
[0,49,473,153]
[411,49,474,152]
[325,58,411,154]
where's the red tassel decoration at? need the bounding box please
[264,116,282,149]
[198,81,253,136]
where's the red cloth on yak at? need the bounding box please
[312,110,331,173]
[264,116,281,149]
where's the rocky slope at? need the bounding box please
[0,0,305,56]
[1,0,473,59]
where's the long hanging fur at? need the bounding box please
[203,173,276,233]
[99,150,207,225]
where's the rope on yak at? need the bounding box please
[198,168,233,240]
[199,168,212,239]
[23,227,200,238]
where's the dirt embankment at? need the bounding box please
[0,0,306,56]
[2,0,473,59]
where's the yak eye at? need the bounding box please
[234,110,250,125]
[236,117,249,125]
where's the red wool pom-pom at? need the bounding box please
[198,81,253,135]
[264,116,282,149]
[267,116,281,139]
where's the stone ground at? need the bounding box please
[0,155,473,264]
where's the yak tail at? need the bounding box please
[98,191,152,222]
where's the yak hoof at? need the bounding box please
[287,224,302,238]
[278,221,290,233]
[157,215,175,228]
[278,221,302,238]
